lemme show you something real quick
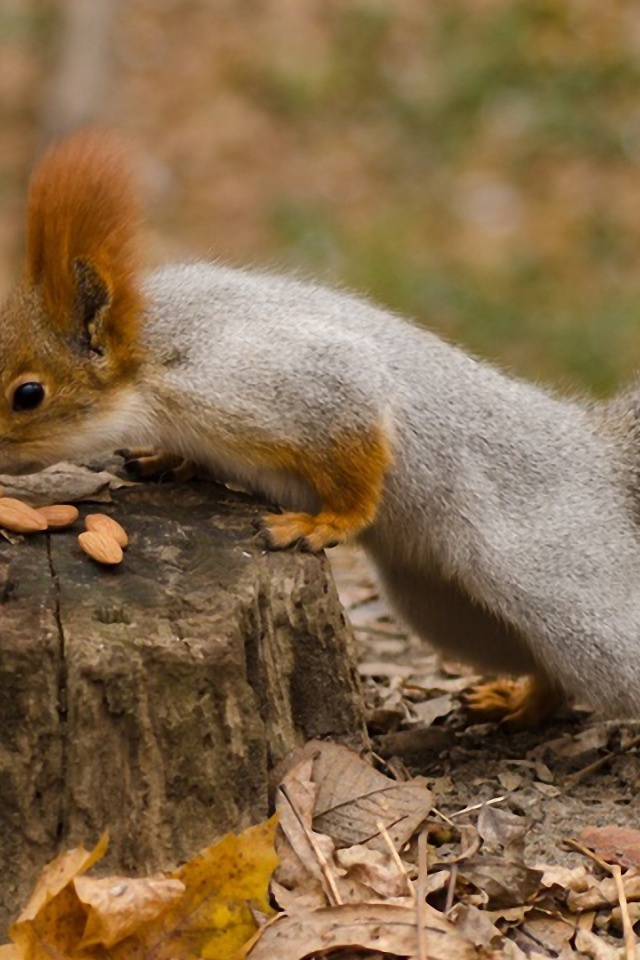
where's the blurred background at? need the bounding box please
[1,0,640,394]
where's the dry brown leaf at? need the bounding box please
[543,725,610,759]
[519,913,575,955]
[537,863,590,893]
[477,807,529,860]
[411,692,455,726]
[275,757,337,908]
[0,463,134,505]
[245,902,478,960]
[574,926,623,959]
[498,771,524,792]
[335,845,411,899]
[567,869,640,911]
[75,876,185,949]
[456,857,543,909]
[298,740,433,851]
[275,757,415,910]
[448,902,502,947]
[577,824,640,869]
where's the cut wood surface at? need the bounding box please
[0,477,365,935]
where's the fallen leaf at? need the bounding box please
[567,869,640,910]
[246,902,478,960]
[577,824,640,869]
[76,876,185,949]
[448,902,502,947]
[9,834,110,960]
[13,833,109,925]
[542,725,610,759]
[477,807,529,860]
[411,693,455,726]
[300,741,434,852]
[5,820,278,960]
[498,771,524,792]
[519,913,575,954]
[457,857,543,909]
[537,863,589,893]
[574,925,622,959]
[335,845,411,899]
[0,463,134,505]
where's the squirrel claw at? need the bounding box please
[121,447,195,482]
[256,510,344,552]
[463,676,563,731]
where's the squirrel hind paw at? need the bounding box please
[463,676,564,731]
[256,511,343,552]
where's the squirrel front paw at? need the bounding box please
[120,447,196,482]
[463,676,564,731]
[255,511,342,552]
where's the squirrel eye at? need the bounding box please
[12,381,45,412]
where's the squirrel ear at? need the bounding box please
[74,258,111,355]
[24,130,143,375]
[75,257,111,323]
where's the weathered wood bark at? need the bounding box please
[0,479,365,935]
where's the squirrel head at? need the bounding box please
[0,130,144,475]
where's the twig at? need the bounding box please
[444,862,458,913]
[565,733,640,787]
[376,819,416,904]
[564,838,636,960]
[279,784,343,906]
[431,807,456,827]
[416,829,429,960]
[449,795,507,818]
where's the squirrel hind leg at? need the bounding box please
[256,424,392,552]
[463,675,565,731]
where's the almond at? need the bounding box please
[85,513,129,548]
[37,504,79,530]
[78,531,123,565]
[0,497,48,533]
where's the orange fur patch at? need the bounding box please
[24,130,142,372]
[464,676,564,730]
[253,424,393,550]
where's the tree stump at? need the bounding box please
[0,478,365,934]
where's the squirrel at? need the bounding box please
[1,129,640,730]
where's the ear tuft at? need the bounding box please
[74,258,111,326]
[24,129,142,372]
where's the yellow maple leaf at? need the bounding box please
[3,818,279,960]
[9,833,109,960]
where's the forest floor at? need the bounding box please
[329,544,640,871]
